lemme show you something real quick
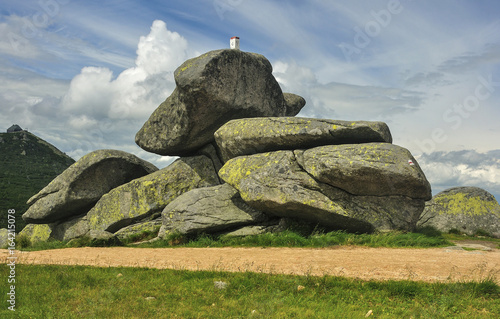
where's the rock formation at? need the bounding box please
[22,149,158,224]
[135,49,304,156]
[159,184,268,237]
[214,117,392,162]
[20,48,446,245]
[87,156,219,233]
[419,187,500,238]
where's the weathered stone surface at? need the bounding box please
[419,187,500,238]
[114,218,162,241]
[135,49,298,156]
[0,229,9,248]
[296,143,431,200]
[159,184,268,237]
[323,187,425,232]
[219,151,374,232]
[51,215,89,241]
[214,117,392,162]
[196,143,224,177]
[87,230,122,246]
[223,225,271,237]
[283,93,306,117]
[220,150,426,232]
[222,219,285,237]
[18,224,52,244]
[23,149,158,224]
[87,155,220,233]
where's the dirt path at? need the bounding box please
[3,245,499,283]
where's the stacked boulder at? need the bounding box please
[159,118,431,238]
[21,49,432,244]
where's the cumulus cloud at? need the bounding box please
[60,20,188,122]
[0,20,189,168]
[55,20,190,165]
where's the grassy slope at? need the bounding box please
[0,131,74,231]
[0,264,498,318]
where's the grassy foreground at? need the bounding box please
[0,264,498,318]
[19,227,456,251]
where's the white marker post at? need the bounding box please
[230,36,240,50]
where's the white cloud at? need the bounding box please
[60,20,189,123]
[416,150,500,200]
[0,20,189,169]
[0,15,44,59]
[61,66,114,117]
[136,20,188,75]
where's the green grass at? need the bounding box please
[17,228,453,251]
[139,228,451,249]
[443,232,500,244]
[0,264,498,318]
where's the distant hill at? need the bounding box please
[0,130,75,231]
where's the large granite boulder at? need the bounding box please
[159,183,268,237]
[115,218,162,241]
[87,156,220,233]
[50,215,89,241]
[283,93,306,117]
[419,187,500,238]
[219,150,374,232]
[22,150,158,224]
[18,224,52,244]
[214,117,393,162]
[0,229,9,248]
[135,49,303,156]
[18,214,90,243]
[323,188,425,232]
[296,143,432,200]
[219,149,427,232]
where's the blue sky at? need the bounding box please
[1,0,500,200]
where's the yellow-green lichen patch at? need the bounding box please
[88,157,219,232]
[19,224,52,244]
[434,192,499,217]
[176,62,193,77]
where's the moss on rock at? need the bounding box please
[214,117,392,162]
[299,143,432,200]
[18,224,52,244]
[22,149,158,224]
[135,49,296,156]
[87,155,220,233]
[419,187,500,237]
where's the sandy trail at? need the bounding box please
[3,245,499,283]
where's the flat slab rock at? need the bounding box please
[22,150,158,224]
[214,117,392,162]
[135,49,302,156]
